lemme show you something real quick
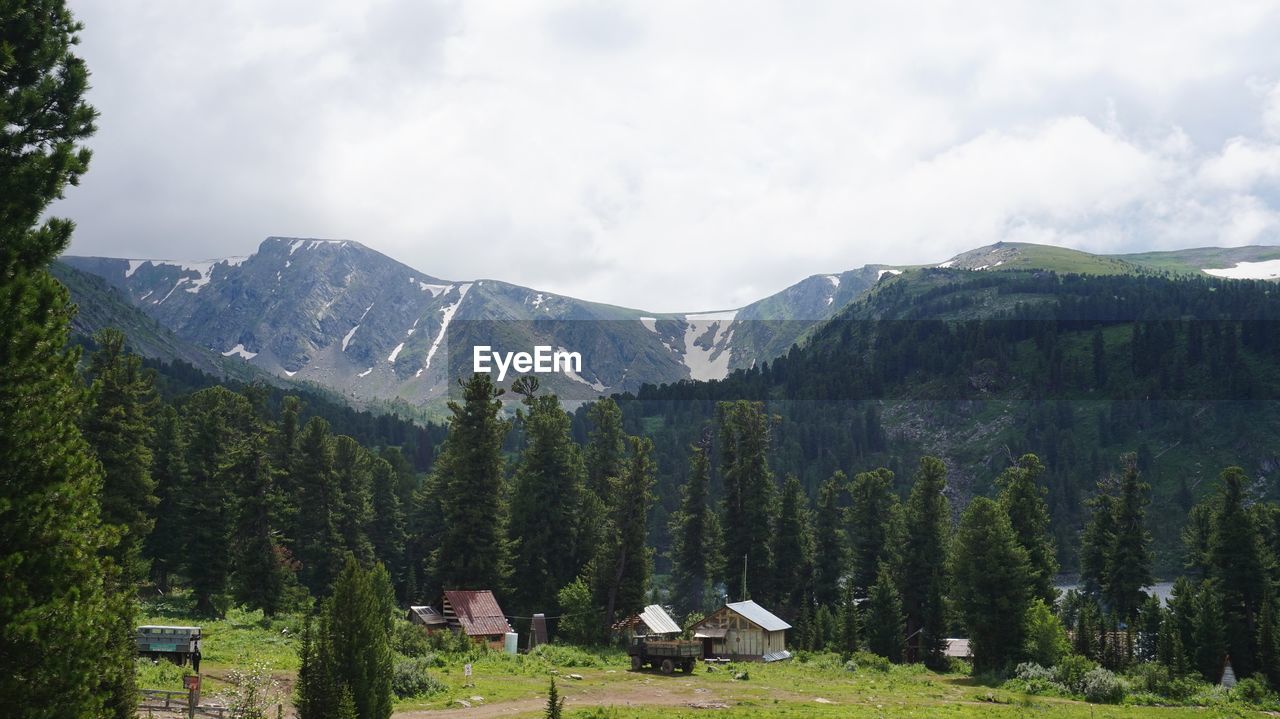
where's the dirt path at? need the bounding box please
[394,680,728,718]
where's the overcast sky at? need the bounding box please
[59,1,1280,312]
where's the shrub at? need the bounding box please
[393,621,433,658]
[526,643,606,668]
[1052,654,1098,694]
[845,651,892,673]
[391,656,447,699]
[1233,677,1276,706]
[1080,667,1126,704]
[1014,662,1054,683]
[1023,600,1069,667]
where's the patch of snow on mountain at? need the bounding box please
[419,282,450,297]
[221,343,257,360]
[388,343,405,363]
[407,318,419,337]
[126,260,148,277]
[1203,259,1280,280]
[357,367,373,378]
[359,303,374,321]
[826,297,834,305]
[424,283,472,370]
[938,260,955,268]
[289,240,305,254]
[974,265,990,271]
[156,278,188,304]
[139,290,153,301]
[557,346,606,391]
[639,317,658,333]
[223,256,248,267]
[681,310,738,381]
[342,325,360,351]
[827,275,840,287]
[877,269,902,280]
[284,370,297,377]
[530,293,546,309]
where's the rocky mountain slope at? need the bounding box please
[61,237,1280,407]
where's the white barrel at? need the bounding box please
[504,632,518,655]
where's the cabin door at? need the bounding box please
[702,638,714,658]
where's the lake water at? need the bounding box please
[1054,580,1176,606]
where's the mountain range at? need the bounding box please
[58,238,1280,409]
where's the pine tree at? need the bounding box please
[145,404,189,591]
[82,327,157,583]
[718,400,775,602]
[811,473,847,609]
[595,436,656,628]
[1079,487,1116,600]
[584,397,626,500]
[509,381,588,616]
[1208,466,1267,678]
[544,677,565,719]
[428,374,511,592]
[951,497,1033,672]
[183,387,255,616]
[369,457,408,598]
[770,474,813,613]
[333,435,375,564]
[996,453,1058,606]
[670,443,717,618]
[1257,596,1280,688]
[1105,458,1154,621]
[0,2,126,712]
[839,584,861,655]
[327,558,395,719]
[865,563,905,663]
[295,416,344,596]
[1192,582,1227,682]
[897,456,950,668]
[230,434,290,616]
[847,468,897,598]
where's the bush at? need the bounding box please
[1233,677,1276,706]
[393,621,433,658]
[1080,667,1126,704]
[1052,654,1098,694]
[391,656,447,699]
[1023,600,1069,667]
[845,651,892,673]
[526,643,606,668]
[1014,662,1054,683]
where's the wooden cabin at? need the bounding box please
[439,590,513,650]
[689,600,791,662]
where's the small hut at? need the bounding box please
[689,600,790,662]
[407,605,447,630]
[412,590,512,649]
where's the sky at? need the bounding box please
[59,1,1280,312]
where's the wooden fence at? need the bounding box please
[137,689,227,718]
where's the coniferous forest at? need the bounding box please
[9,2,1280,718]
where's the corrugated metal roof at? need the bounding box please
[639,605,682,635]
[693,627,727,639]
[408,606,446,625]
[762,649,792,663]
[443,590,512,637]
[944,638,970,658]
[725,600,791,632]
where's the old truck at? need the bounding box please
[627,636,702,673]
[136,625,202,668]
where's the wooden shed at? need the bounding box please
[689,600,791,662]
[613,604,683,639]
[413,591,513,650]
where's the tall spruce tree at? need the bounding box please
[996,453,1058,606]
[1105,458,1154,621]
[295,416,345,596]
[897,456,950,668]
[584,397,626,500]
[83,327,157,583]
[670,442,718,617]
[811,473,847,608]
[951,497,1033,672]
[369,456,408,598]
[847,468,898,598]
[596,436,656,628]
[718,400,776,602]
[1208,466,1267,678]
[865,563,905,663]
[183,387,255,615]
[770,474,814,613]
[428,374,511,592]
[333,435,375,565]
[145,404,189,591]
[230,433,290,616]
[509,379,588,616]
[0,4,122,709]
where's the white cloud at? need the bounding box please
[58,1,1280,311]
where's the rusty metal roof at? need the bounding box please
[442,590,512,637]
